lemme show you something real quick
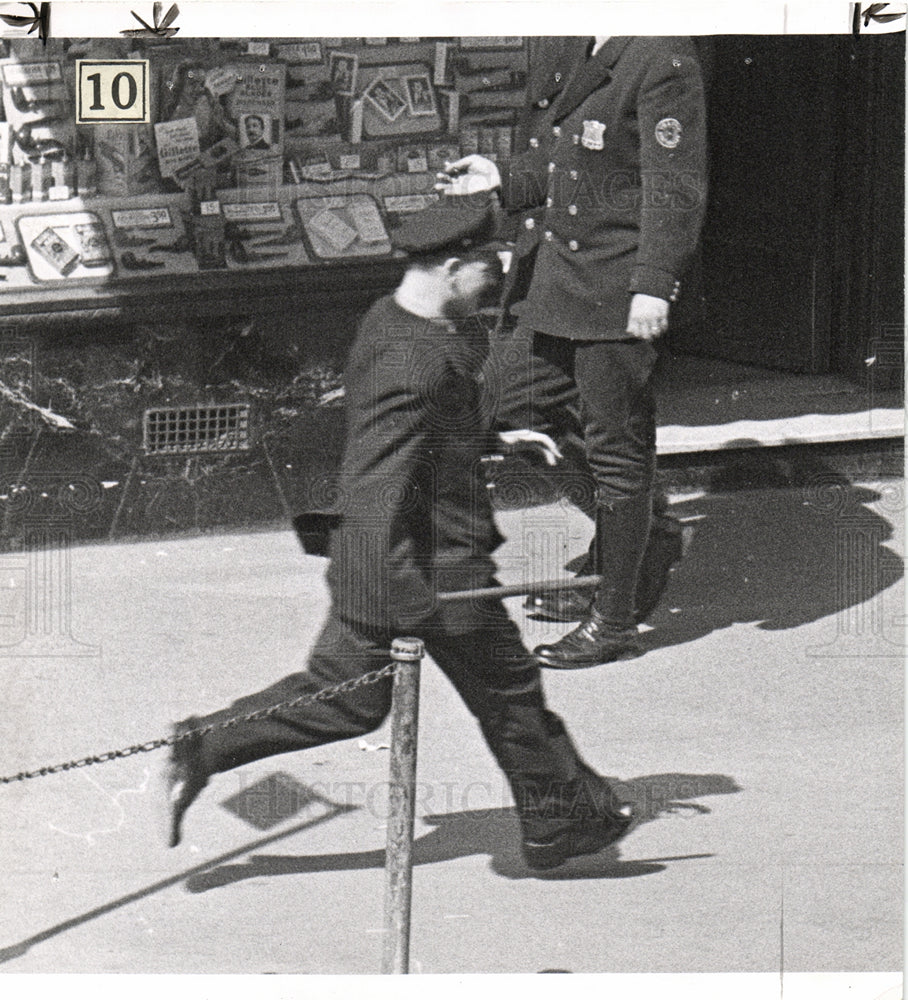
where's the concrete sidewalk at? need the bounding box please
[0,476,902,989]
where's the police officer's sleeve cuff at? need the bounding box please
[629,265,681,303]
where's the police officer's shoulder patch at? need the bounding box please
[655,117,682,149]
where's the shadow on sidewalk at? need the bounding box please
[183,770,739,891]
[505,449,903,652]
[639,454,903,654]
[0,771,739,964]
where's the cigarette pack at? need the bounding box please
[307,208,357,251]
[347,200,388,244]
[73,223,112,267]
[30,227,80,275]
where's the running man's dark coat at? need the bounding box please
[325,295,503,635]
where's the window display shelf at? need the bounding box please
[0,174,445,325]
[0,35,528,326]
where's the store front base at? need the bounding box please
[655,353,904,455]
[0,348,901,551]
[490,355,903,510]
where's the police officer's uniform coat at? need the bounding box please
[502,36,707,339]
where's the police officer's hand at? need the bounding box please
[435,155,502,196]
[626,293,670,341]
[498,429,564,466]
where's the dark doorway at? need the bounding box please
[672,34,905,385]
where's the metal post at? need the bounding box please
[381,636,424,975]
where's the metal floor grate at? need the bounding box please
[143,404,251,455]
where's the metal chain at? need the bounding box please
[0,661,399,785]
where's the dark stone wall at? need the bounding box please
[0,312,353,551]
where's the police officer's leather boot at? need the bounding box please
[525,498,684,624]
[533,494,651,669]
[635,511,685,621]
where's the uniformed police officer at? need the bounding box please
[492,36,686,629]
[439,36,707,669]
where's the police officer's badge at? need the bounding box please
[581,120,606,150]
[655,117,682,149]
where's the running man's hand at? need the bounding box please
[435,154,502,196]
[498,429,564,466]
[626,293,669,341]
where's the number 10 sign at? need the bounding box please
[76,60,150,124]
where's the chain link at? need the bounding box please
[0,661,399,786]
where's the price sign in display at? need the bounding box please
[76,60,150,124]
